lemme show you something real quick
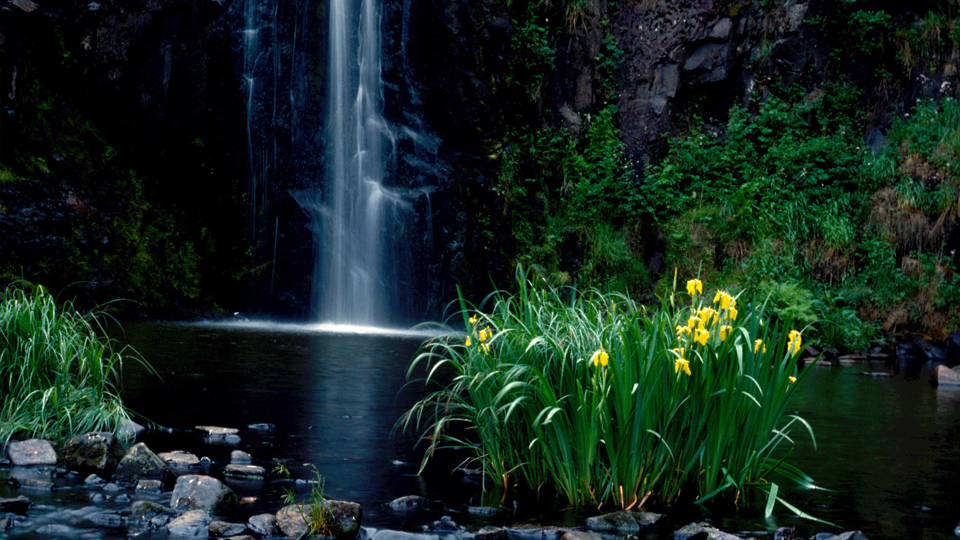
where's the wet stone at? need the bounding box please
[159,450,201,468]
[36,523,74,535]
[209,520,248,537]
[247,513,278,536]
[103,482,120,491]
[136,479,162,492]
[84,473,104,484]
[112,443,175,487]
[476,527,509,540]
[560,531,602,540]
[467,505,501,516]
[167,509,213,536]
[230,450,252,464]
[674,522,744,540]
[430,515,459,532]
[585,511,661,535]
[0,496,31,515]
[388,495,426,511]
[195,425,240,436]
[224,464,265,479]
[171,474,239,513]
[130,500,167,522]
[61,432,126,477]
[247,423,274,431]
[372,530,438,540]
[6,439,57,466]
[935,365,960,386]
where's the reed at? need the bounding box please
[403,267,821,519]
[0,284,139,444]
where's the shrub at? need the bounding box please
[0,283,142,443]
[403,268,820,519]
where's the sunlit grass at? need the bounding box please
[403,267,822,520]
[0,283,144,444]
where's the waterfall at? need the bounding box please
[316,0,408,325]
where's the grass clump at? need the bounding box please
[0,283,140,444]
[403,268,820,519]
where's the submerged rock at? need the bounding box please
[6,439,57,466]
[209,520,248,537]
[224,464,265,479]
[61,432,126,477]
[171,474,238,514]
[112,443,175,487]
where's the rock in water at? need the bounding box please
[276,500,362,540]
[171,475,238,514]
[167,509,213,536]
[934,365,960,386]
[112,443,175,487]
[7,439,57,466]
[0,496,32,515]
[62,432,126,476]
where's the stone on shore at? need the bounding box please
[112,443,175,487]
[6,439,57,466]
[61,432,127,477]
[171,474,239,514]
[167,509,213,536]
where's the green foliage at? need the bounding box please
[507,0,557,97]
[889,97,960,179]
[403,269,820,517]
[750,281,818,330]
[0,284,146,444]
[279,464,334,537]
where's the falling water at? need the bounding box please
[317,0,406,325]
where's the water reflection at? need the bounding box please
[113,323,960,538]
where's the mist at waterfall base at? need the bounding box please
[240,0,442,325]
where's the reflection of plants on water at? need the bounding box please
[403,267,826,522]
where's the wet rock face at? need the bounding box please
[61,431,126,477]
[613,1,816,160]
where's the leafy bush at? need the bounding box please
[0,284,143,443]
[403,269,820,519]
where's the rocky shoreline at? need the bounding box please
[0,428,873,540]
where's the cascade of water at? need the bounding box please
[317,0,406,325]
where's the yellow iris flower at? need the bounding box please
[719,325,732,341]
[479,328,492,342]
[754,339,766,354]
[694,327,709,346]
[788,330,802,355]
[788,375,797,384]
[591,348,609,368]
[686,279,703,296]
[675,358,691,376]
[469,314,478,325]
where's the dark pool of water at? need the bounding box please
[5,322,960,539]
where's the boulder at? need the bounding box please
[166,509,213,536]
[171,475,239,514]
[6,439,57,466]
[112,443,175,487]
[934,365,960,386]
[61,432,126,476]
[585,511,661,535]
[248,513,279,536]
